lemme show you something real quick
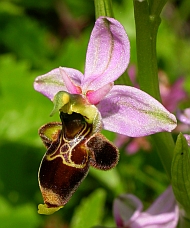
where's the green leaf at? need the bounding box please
[70,189,106,228]
[171,133,190,218]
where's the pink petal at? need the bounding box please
[59,67,82,94]
[113,194,143,227]
[147,186,176,214]
[86,82,113,105]
[97,85,177,137]
[133,210,179,228]
[82,17,130,92]
[132,186,179,228]
[34,68,65,100]
[34,68,83,100]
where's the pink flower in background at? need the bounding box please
[159,71,187,112]
[113,186,179,228]
[34,17,176,138]
[114,134,151,155]
[178,108,190,125]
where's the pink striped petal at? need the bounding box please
[133,186,179,228]
[82,17,130,92]
[34,68,83,100]
[132,210,178,228]
[97,85,177,137]
[59,67,82,94]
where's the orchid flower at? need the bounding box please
[113,186,179,228]
[158,72,187,113]
[34,17,177,215]
[34,17,176,137]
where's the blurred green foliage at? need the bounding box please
[0,0,190,227]
[70,188,106,228]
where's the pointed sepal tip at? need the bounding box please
[38,203,63,215]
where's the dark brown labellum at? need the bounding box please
[38,112,92,209]
[38,112,119,214]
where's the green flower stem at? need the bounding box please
[133,0,174,179]
[152,133,175,179]
[133,0,161,99]
[94,0,114,19]
[149,0,168,16]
